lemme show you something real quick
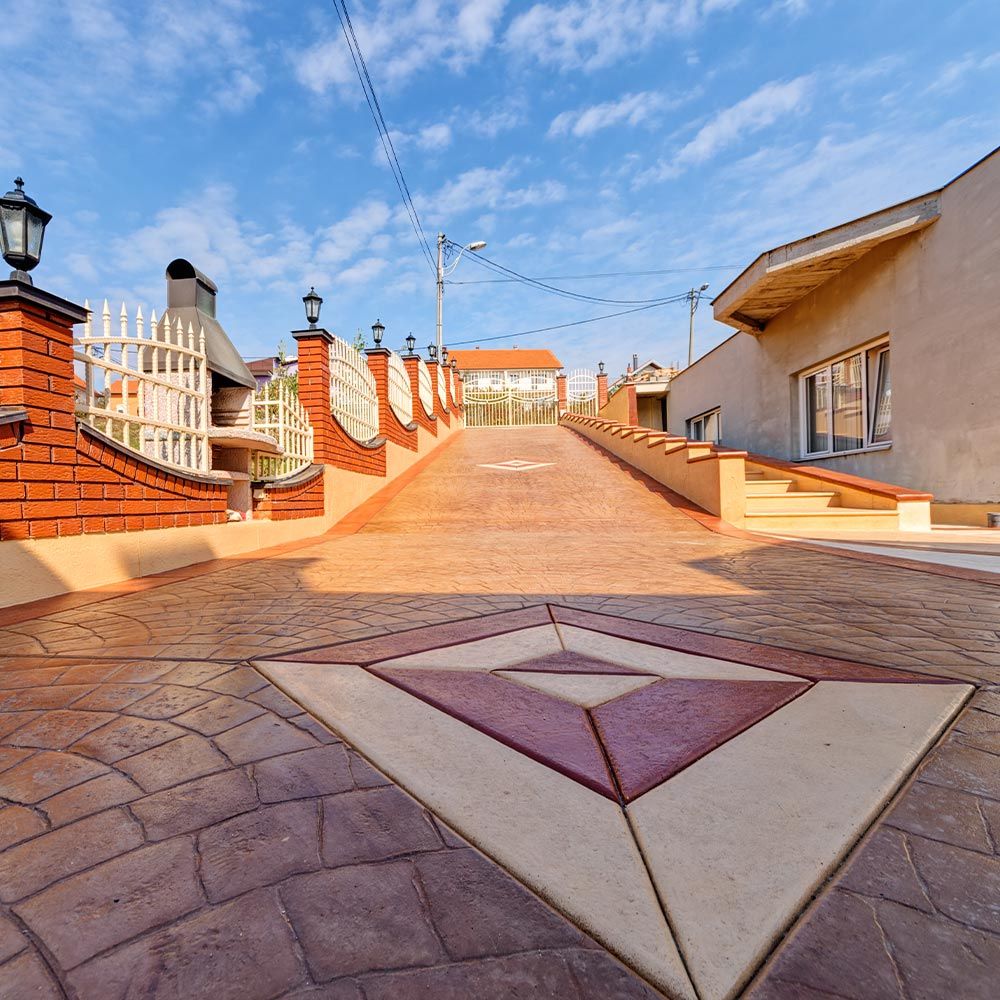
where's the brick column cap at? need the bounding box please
[0,280,88,325]
[364,347,391,357]
[291,326,335,344]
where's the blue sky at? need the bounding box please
[6,0,1000,376]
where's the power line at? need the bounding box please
[446,264,741,285]
[452,243,697,306]
[438,295,690,348]
[331,1,436,273]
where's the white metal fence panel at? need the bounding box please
[463,368,560,427]
[448,366,457,406]
[567,367,598,416]
[251,380,314,480]
[417,359,434,416]
[329,335,379,443]
[73,300,210,472]
[387,351,414,427]
[437,363,447,408]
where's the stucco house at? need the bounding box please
[662,146,1000,525]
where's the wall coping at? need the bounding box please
[252,463,325,490]
[291,327,335,344]
[0,280,89,325]
[79,423,235,486]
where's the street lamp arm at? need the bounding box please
[441,239,486,277]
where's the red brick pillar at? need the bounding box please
[626,382,638,425]
[0,283,88,540]
[366,349,417,450]
[456,373,464,408]
[292,327,336,464]
[596,371,609,411]
[556,373,567,414]
[403,355,436,435]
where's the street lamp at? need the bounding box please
[0,178,52,284]
[405,333,416,356]
[302,287,323,328]
[598,361,605,373]
[436,233,486,357]
[427,343,438,362]
[686,284,710,368]
[371,318,385,347]
[450,358,457,370]
[441,347,449,365]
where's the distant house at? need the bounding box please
[661,146,1000,525]
[450,348,563,392]
[245,354,298,389]
[611,358,680,431]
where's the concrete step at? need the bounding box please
[746,491,840,512]
[745,508,900,532]
[744,478,795,495]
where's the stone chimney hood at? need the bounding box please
[164,258,256,389]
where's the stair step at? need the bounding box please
[744,478,795,495]
[746,491,840,512]
[745,508,900,532]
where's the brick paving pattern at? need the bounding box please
[1,427,998,998]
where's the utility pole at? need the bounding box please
[687,283,709,367]
[436,232,446,360]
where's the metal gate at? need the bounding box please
[463,369,559,427]
[566,368,598,416]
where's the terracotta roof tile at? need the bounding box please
[449,348,563,371]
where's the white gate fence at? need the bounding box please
[463,369,559,428]
[387,352,414,427]
[251,380,314,480]
[329,335,380,443]
[566,368,598,416]
[74,301,211,472]
[417,359,434,417]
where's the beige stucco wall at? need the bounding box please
[598,386,633,423]
[665,150,1000,506]
[0,418,462,609]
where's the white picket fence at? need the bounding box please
[329,335,380,443]
[417,359,434,417]
[251,380,314,480]
[387,352,413,427]
[437,363,447,408]
[73,301,211,472]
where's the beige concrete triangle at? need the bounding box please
[495,670,657,707]
[628,680,970,1000]
[375,625,562,670]
[259,659,696,1000]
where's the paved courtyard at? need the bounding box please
[1,427,998,999]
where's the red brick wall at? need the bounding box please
[0,293,228,541]
[403,356,438,436]
[366,351,418,451]
[557,374,567,412]
[253,467,325,521]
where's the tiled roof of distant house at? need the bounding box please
[450,348,563,370]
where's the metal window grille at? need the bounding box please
[386,351,414,426]
[250,380,314,480]
[329,335,380,443]
[73,300,210,472]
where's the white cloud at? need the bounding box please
[463,100,527,137]
[372,123,453,165]
[924,52,1000,94]
[505,0,741,72]
[296,0,508,97]
[548,92,675,138]
[677,76,812,166]
[415,166,567,219]
[315,200,393,266]
[336,257,388,285]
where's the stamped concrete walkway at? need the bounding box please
[1,427,998,999]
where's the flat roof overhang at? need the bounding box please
[713,192,941,334]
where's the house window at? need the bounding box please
[799,343,891,458]
[688,407,721,444]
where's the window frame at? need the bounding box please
[687,406,721,444]
[797,339,891,460]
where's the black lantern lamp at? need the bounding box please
[405,333,416,355]
[598,361,605,373]
[302,287,323,328]
[0,178,52,284]
[371,318,385,347]
[441,347,449,365]
[428,343,438,362]
[450,358,457,370]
